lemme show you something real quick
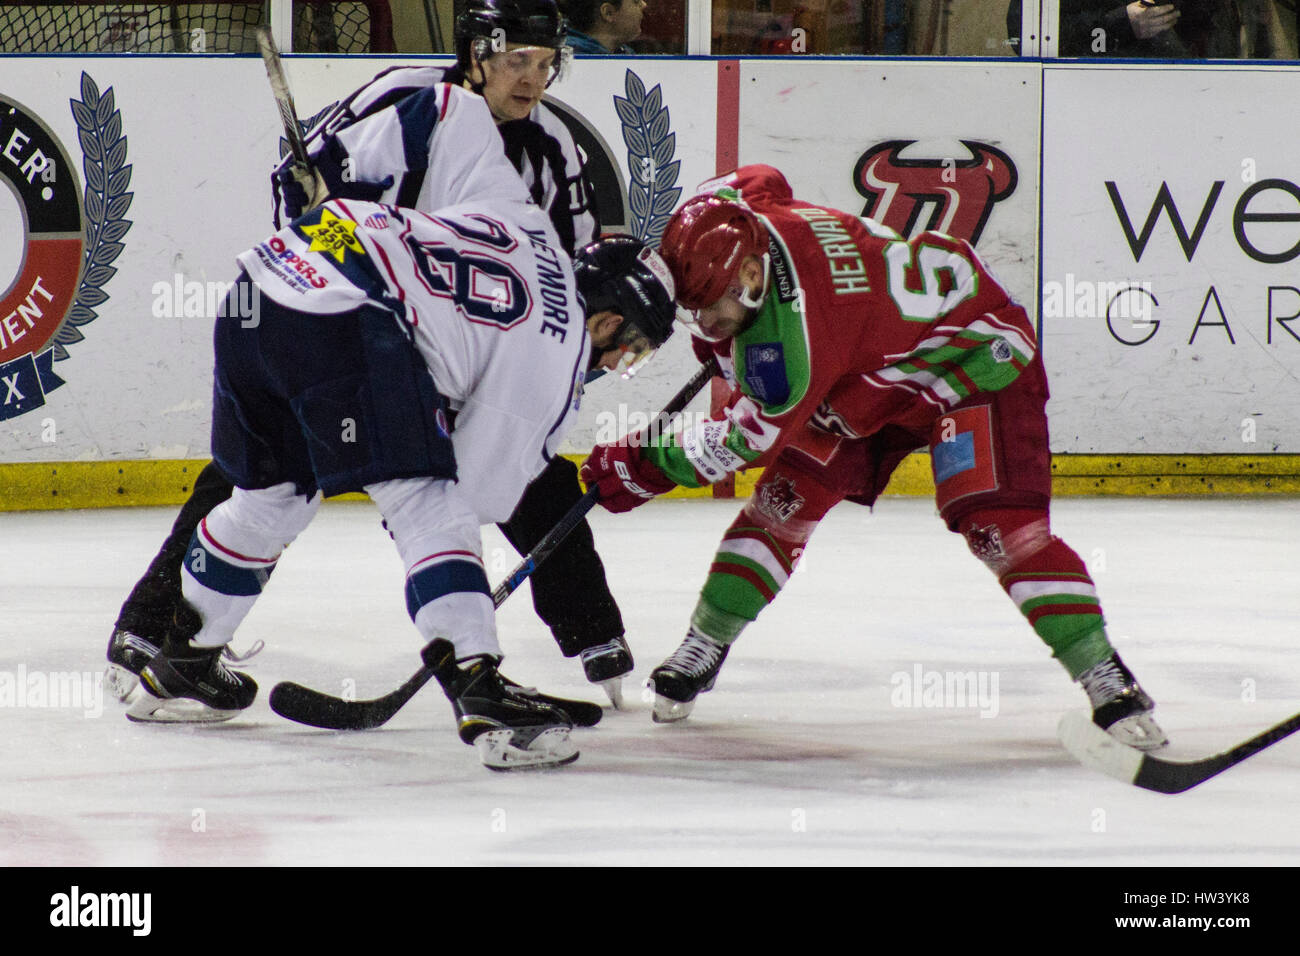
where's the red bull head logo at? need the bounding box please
[852,140,1017,245]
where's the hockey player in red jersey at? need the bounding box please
[580,164,1168,751]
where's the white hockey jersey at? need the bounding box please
[238,195,587,525]
[245,90,586,524]
[272,65,598,254]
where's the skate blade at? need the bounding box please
[104,663,139,703]
[474,727,579,771]
[1105,713,1169,752]
[123,687,241,724]
[652,693,695,723]
[598,677,624,709]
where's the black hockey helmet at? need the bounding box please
[575,234,677,373]
[455,0,569,86]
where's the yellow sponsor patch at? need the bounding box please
[301,207,365,263]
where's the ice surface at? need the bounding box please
[2,497,1297,865]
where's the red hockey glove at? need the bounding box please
[581,441,676,513]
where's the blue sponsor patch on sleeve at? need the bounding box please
[743,342,789,406]
[932,431,976,484]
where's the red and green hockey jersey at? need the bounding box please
[642,164,1036,488]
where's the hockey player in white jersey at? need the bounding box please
[270,2,633,696]
[273,0,596,254]
[123,89,677,772]
[108,0,635,709]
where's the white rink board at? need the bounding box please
[0,56,719,461]
[1041,65,1300,454]
[3,57,1298,462]
[0,59,276,461]
[738,59,1042,310]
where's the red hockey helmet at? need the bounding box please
[658,195,769,311]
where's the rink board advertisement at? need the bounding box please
[738,59,1041,309]
[1,56,1297,472]
[0,56,720,463]
[1041,66,1300,454]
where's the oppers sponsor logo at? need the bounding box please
[254,235,330,292]
[852,140,1017,245]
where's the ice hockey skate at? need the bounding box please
[124,637,258,723]
[579,635,634,707]
[648,628,730,723]
[105,628,161,702]
[498,675,604,727]
[1079,652,1168,751]
[107,626,262,703]
[424,639,579,771]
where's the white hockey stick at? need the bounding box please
[1058,709,1300,794]
[255,26,311,167]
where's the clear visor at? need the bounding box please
[674,304,710,339]
[673,282,746,343]
[612,322,658,378]
[471,39,571,88]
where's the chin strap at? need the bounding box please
[736,252,770,311]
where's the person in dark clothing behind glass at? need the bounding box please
[562,0,646,53]
[1008,0,1242,57]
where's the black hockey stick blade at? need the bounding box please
[268,358,720,731]
[1058,709,1300,794]
[269,656,603,729]
[269,666,435,731]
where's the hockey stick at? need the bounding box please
[255,24,330,220]
[255,26,311,167]
[1058,709,1300,794]
[490,356,720,607]
[268,357,721,730]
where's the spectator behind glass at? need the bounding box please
[562,0,647,53]
[1008,1,1248,57]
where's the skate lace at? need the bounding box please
[222,640,264,664]
[1081,658,1129,705]
[212,656,244,687]
[664,633,724,677]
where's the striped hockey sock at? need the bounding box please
[180,516,279,645]
[695,521,808,643]
[178,484,319,647]
[404,550,496,659]
[959,508,1113,677]
[693,461,836,642]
